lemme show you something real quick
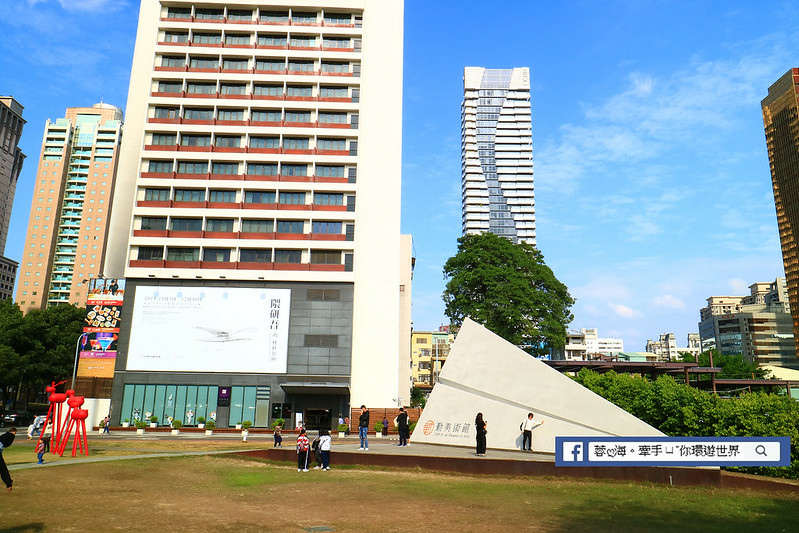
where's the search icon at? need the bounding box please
[755,445,767,456]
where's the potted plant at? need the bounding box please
[271,418,285,429]
[197,416,206,429]
[122,418,130,428]
[374,421,384,438]
[242,420,252,438]
[171,419,183,436]
[149,415,158,428]
[205,419,215,436]
[235,421,242,430]
[337,423,348,438]
[135,420,147,435]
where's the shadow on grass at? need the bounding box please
[0,524,46,533]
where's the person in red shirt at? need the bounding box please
[296,428,310,472]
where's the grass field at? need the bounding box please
[1,438,797,532]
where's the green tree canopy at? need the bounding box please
[680,349,769,380]
[442,232,575,355]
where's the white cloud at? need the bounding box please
[609,303,641,318]
[653,294,686,309]
[727,278,749,294]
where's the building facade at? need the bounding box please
[645,332,701,360]
[557,328,623,360]
[103,0,409,429]
[461,67,534,244]
[762,69,799,366]
[15,104,123,311]
[698,278,795,367]
[0,97,25,301]
[411,328,454,389]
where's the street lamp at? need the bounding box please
[72,332,90,392]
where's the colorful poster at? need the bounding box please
[78,278,125,378]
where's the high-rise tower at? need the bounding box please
[0,96,25,301]
[103,0,410,427]
[15,104,123,312]
[762,68,799,367]
[461,67,535,245]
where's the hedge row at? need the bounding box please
[572,369,799,480]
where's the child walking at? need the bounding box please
[35,438,45,465]
[296,428,310,472]
[273,424,283,447]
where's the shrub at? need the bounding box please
[196,416,206,424]
[134,420,147,429]
[337,423,348,432]
[172,419,183,429]
[374,421,384,432]
[206,420,216,429]
[271,418,286,429]
[149,416,158,423]
[242,420,253,430]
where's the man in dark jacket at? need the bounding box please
[0,427,17,492]
[397,407,410,447]
[357,405,370,451]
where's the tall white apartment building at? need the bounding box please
[104,0,409,429]
[461,67,535,244]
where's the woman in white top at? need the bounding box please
[319,429,332,470]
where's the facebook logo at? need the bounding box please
[561,441,585,462]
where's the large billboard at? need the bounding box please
[78,278,126,378]
[126,286,291,373]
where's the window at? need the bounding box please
[292,12,317,23]
[170,218,202,231]
[144,188,169,201]
[151,133,176,145]
[314,193,343,206]
[217,109,244,121]
[250,137,279,149]
[194,8,223,20]
[304,334,338,347]
[281,164,307,176]
[251,109,281,121]
[157,81,183,93]
[279,192,305,205]
[177,161,208,174]
[316,165,345,177]
[148,160,173,173]
[324,13,351,25]
[211,162,239,175]
[247,163,278,175]
[174,189,205,202]
[214,136,241,148]
[203,248,230,262]
[227,10,252,21]
[319,86,348,98]
[312,221,341,234]
[181,134,211,147]
[323,37,350,48]
[286,86,312,97]
[283,138,309,150]
[140,217,167,230]
[311,250,341,264]
[164,32,188,43]
[193,33,222,45]
[222,58,249,70]
[138,246,163,260]
[240,249,271,262]
[318,112,347,124]
[220,83,247,95]
[154,107,179,119]
[317,138,346,151]
[186,82,216,94]
[241,219,273,233]
[284,111,311,123]
[166,7,190,18]
[206,219,234,232]
[290,36,315,47]
[307,288,340,301]
[184,108,214,120]
[258,34,287,46]
[276,220,303,233]
[321,62,349,73]
[274,250,302,263]
[260,11,288,23]
[288,60,314,72]
[255,59,284,71]
[190,56,218,69]
[161,56,185,68]
[225,34,250,45]
[167,247,200,261]
[244,191,276,204]
[209,190,236,202]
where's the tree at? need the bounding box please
[410,385,426,408]
[442,233,575,356]
[681,349,769,380]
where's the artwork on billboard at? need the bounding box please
[126,286,291,373]
[87,278,125,304]
[79,278,125,378]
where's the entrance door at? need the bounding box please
[304,408,331,430]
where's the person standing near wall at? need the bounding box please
[357,405,370,451]
[396,407,410,447]
[520,413,543,451]
[475,413,487,457]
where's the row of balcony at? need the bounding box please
[144,145,350,156]
[136,200,348,211]
[161,17,358,29]
[156,44,356,53]
[130,259,347,271]
[148,117,354,129]
[140,172,350,184]
[133,229,348,241]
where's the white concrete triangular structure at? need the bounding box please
[411,318,665,452]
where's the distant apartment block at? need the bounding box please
[645,333,701,360]
[15,104,123,312]
[461,67,535,244]
[762,69,799,366]
[411,328,454,388]
[559,328,623,360]
[0,97,25,301]
[698,278,795,367]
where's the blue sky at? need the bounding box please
[2,0,798,351]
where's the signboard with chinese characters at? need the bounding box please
[126,286,291,373]
[78,278,126,378]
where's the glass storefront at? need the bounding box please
[120,384,218,425]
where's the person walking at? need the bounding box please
[296,428,310,472]
[35,437,46,465]
[0,427,17,491]
[475,413,487,456]
[102,416,111,434]
[319,429,332,470]
[357,405,370,451]
[344,416,350,436]
[381,416,389,437]
[273,424,283,447]
[396,407,410,447]
[520,413,543,451]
